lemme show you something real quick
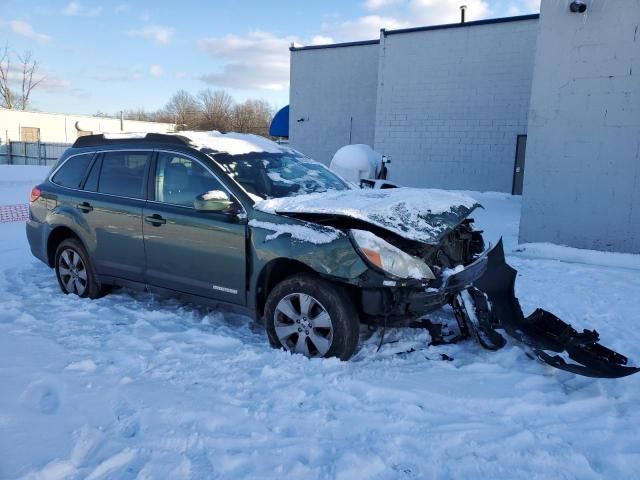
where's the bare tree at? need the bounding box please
[164,89,200,130]
[0,45,14,109]
[232,99,274,135]
[17,51,43,110]
[198,88,234,132]
[0,45,43,110]
[114,88,275,135]
[121,107,153,121]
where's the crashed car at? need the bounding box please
[27,131,638,378]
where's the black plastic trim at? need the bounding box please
[72,133,188,148]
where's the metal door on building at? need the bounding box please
[512,134,527,195]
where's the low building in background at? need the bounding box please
[0,108,174,144]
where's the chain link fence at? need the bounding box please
[0,142,70,166]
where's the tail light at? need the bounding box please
[30,187,41,203]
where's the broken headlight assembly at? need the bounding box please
[350,229,435,281]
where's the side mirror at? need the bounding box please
[193,190,233,212]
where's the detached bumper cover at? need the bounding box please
[473,240,639,379]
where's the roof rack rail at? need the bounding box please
[72,132,188,148]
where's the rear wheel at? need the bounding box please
[265,274,359,360]
[54,238,105,299]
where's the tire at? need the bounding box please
[264,273,360,360]
[54,238,106,299]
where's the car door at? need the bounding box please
[142,150,247,304]
[79,150,151,282]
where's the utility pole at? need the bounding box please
[120,110,124,131]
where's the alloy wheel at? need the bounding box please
[274,293,333,357]
[58,248,88,296]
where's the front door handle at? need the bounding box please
[144,214,166,226]
[76,202,93,213]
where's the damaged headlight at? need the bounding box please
[350,229,435,280]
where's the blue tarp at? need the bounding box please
[269,105,289,137]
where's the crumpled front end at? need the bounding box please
[362,238,639,378]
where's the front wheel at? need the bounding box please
[264,274,360,360]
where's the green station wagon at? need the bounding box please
[26,131,638,377]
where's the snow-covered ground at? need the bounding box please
[1,165,639,479]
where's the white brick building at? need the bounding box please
[290,14,538,193]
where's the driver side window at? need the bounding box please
[155,152,226,207]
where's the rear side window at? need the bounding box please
[98,151,151,199]
[83,156,101,192]
[51,153,93,188]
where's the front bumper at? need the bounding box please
[358,242,495,321]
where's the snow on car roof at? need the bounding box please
[174,131,290,156]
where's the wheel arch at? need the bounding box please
[47,225,83,267]
[254,258,317,322]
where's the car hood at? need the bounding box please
[254,187,479,245]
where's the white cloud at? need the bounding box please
[310,35,334,45]
[318,15,408,42]
[364,0,403,11]
[149,65,164,77]
[3,61,87,99]
[114,4,130,14]
[128,25,174,45]
[63,2,102,17]
[199,31,293,91]
[6,20,51,44]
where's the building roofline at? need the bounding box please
[382,13,539,36]
[288,13,539,52]
[0,106,173,126]
[290,39,379,52]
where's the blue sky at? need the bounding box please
[1,0,539,116]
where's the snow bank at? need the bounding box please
[0,165,51,204]
[249,219,342,244]
[255,187,478,244]
[513,242,640,271]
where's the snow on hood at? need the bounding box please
[175,131,289,155]
[255,187,479,244]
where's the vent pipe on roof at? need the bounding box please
[460,5,467,23]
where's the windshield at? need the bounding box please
[211,152,350,200]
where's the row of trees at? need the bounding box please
[103,89,275,136]
[0,45,42,110]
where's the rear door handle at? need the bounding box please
[144,214,166,226]
[76,202,93,213]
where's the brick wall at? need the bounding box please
[289,43,379,165]
[374,18,538,192]
[519,0,640,253]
